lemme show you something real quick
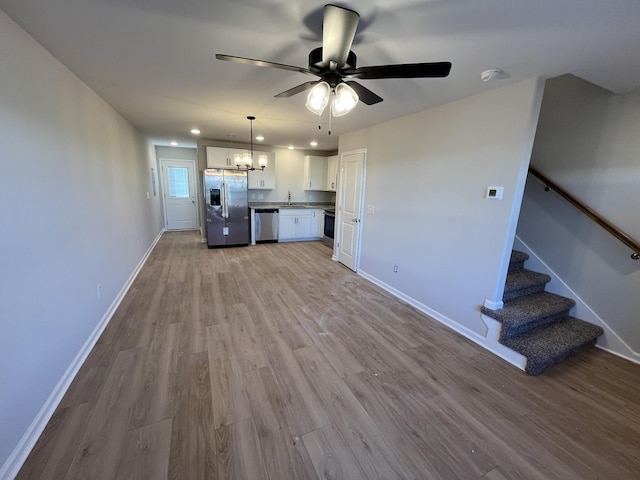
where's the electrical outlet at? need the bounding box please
[393,265,398,273]
[96,284,102,299]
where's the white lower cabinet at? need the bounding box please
[278,209,322,242]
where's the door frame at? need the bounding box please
[335,148,367,271]
[159,157,200,231]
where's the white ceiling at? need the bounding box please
[3,0,640,152]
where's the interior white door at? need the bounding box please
[338,150,365,271]
[161,158,198,230]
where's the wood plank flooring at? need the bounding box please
[16,231,640,479]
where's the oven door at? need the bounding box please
[322,210,335,248]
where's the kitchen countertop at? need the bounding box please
[249,203,335,210]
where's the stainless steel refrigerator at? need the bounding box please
[204,168,250,248]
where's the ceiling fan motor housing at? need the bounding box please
[309,47,357,74]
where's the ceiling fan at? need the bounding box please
[216,4,451,115]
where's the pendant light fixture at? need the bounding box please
[234,116,267,171]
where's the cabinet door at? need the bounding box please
[325,155,338,191]
[260,153,276,189]
[278,211,297,240]
[303,156,326,191]
[295,212,313,238]
[247,152,276,189]
[313,209,324,237]
[206,146,233,168]
[247,169,262,189]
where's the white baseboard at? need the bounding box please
[514,235,640,366]
[0,231,164,480]
[357,269,526,372]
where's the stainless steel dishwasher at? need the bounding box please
[254,208,279,243]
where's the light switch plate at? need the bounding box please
[223,227,229,235]
[367,204,375,214]
[486,186,504,199]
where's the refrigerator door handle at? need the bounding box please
[221,182,229,218]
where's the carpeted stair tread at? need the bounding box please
[481,291,575,340]
[502,317,605,375]
[482,291,575,323]
[503,269,551,301]
[509,250,530,272]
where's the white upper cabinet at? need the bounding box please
[248,151,276,189]
[325,155,338,192]
[207,147,276,189]
[303,155,327,191]
[206,146,246,168]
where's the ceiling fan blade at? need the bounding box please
[322,5,359,68]
[351,62,452,79]
[274,81,320,98]
[345,81,383,105]
[215,54,312,75]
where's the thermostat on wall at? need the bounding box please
[486,186,504,199]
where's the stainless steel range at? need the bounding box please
[322,208,335,248]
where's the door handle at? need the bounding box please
[352,218,360,223]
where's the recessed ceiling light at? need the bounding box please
[170,141,178,146]
[190,128,201,135]
[288,145,294,150]
[256,135,264,141]
[310,141,318,147]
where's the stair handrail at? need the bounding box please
[528,166,640,260]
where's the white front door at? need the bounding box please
[337,150,365,271]
[160,158,198,230]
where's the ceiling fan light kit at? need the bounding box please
[306,81,331,115]
[216,4,451,127]
[305,81,359,117]
[331,82,359,116]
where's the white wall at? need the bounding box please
[339,78,544,335]
[0,10,163,476]
[517,74,640,353]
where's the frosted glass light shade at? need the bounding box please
[331,83,358,117]
[258,154,268,168]
[243,153,252,167]
[234,153,243,167]
[306,81,330,115]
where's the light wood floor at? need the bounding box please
[17,231,640,479]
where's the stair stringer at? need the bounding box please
[514,235,640,365]
[480,314,527,371]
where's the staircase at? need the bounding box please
[482,250,604,375]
